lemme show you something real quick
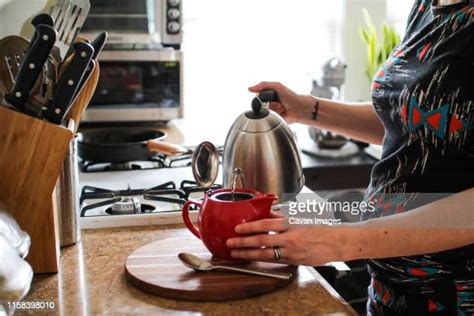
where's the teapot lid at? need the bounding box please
[233,90,283,133]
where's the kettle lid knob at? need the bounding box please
[251,97,263,114]
[246,89,279,120]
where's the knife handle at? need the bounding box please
[90,32,108,60]
[43,42,94,125]
[32,14,54,27]
[29,14,54,49]
[73,32,107,99]
[4,25,56,110]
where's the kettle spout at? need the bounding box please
[250,194,278,214]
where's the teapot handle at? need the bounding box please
[182,200,202,239]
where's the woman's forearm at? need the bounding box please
[296,95,385,145]
[342,188,474,261]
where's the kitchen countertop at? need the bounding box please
[24,226,356,315]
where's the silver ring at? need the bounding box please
[273,246,282,261]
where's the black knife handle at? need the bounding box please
[91,32,108,60]
[72,32,108,99]
[4,25,56,110]
[43,42,94,125]
[32,14,54,27]
[29,14,54,44]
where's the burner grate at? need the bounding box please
[80,180,222,217]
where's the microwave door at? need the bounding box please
[82,59,182,122]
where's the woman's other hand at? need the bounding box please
[249,82,312,125]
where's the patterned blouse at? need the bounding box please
[364,0,473,314]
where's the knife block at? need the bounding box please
[0,106,73,273]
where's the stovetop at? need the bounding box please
[79,166,222,229]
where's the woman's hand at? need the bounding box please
[226,189,474,266]
[249,82,313,125]
[226,216,350,266]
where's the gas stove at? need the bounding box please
[79,166,222,229]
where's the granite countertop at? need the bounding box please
[24,225,356,315]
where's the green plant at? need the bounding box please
[359,9,401,83]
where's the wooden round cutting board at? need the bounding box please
[124,234,298,302]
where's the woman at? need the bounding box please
[226,0,474,314]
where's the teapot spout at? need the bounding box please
[250,194,278,213]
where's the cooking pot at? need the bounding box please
[222,89,304,202]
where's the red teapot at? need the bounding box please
[182,188,278,260]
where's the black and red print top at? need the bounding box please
[364,0,473,314]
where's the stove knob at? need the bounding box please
[167,21,181,33]
[168,8,181,19]
[168,0,180,7]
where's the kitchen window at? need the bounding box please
[182,0,344,127]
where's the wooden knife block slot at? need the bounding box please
[0,106,73,273]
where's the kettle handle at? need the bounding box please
[182,200,202,239]
[258,89,279,103]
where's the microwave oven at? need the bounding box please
[81,49,183,123]
[81,0,182,48]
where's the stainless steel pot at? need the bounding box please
[222,90,304,202]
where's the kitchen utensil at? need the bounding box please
[73,32,106,96]
[222,89,304,203]
[0,36,30,100]
[43,41,93,124]
[178,252,291,280]
[50,0,91,60]
[56,137,80,247]
[4,25,56,112]
[191,141,219,188]
[65,59,99,131]
[0,106,74,272]
[64,35,89,59]
[31,13,55,28]
[125,233,298,301]
[182,188,277,260]
[77,128,179,163]
[89,32,107,60]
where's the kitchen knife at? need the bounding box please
[73,32,107,98]
[29,14,55,56]
[4,25,56,111]
[64,35,90,61]
[90,32,108,60]
[31,13,54,28]
[43,41,93,125]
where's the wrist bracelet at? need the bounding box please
[311,99,320,121]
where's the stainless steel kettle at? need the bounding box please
[222,90,304,202]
